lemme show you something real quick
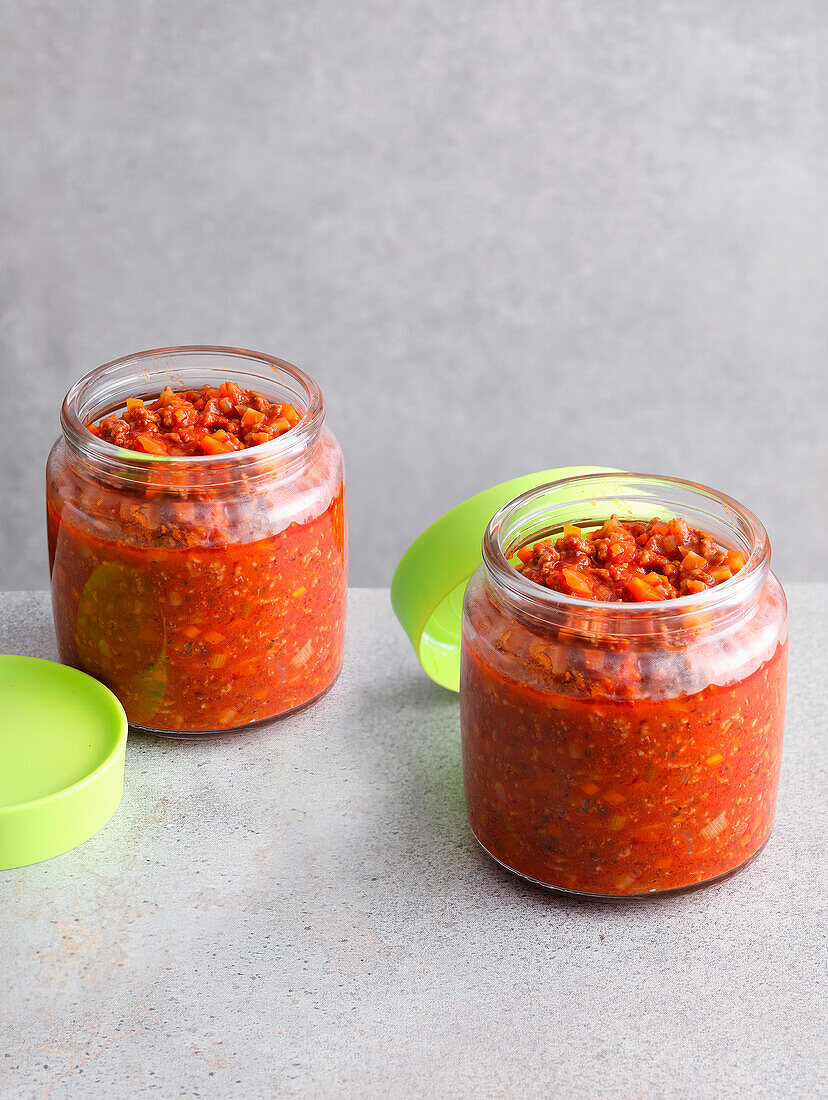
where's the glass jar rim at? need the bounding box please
[482,471,771,628]
[60,344,326,472]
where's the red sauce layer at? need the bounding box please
[88,382,301,456]
[517,516,745,602]
[461,638,786,896]
[49,488,346,732]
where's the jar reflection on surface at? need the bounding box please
[460,474,787,898]
[47,347,347,737]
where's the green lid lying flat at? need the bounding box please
[0,656,127,870]
[391,467,616,692]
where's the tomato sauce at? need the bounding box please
[88,382,302,456]
[460,515,787,897]
[48,382,346,733]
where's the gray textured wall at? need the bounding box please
[2,1,826,589]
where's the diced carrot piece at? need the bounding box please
[727,550,746,572]
[202,629,225,645]
[681,550,707,571]
[136,435,167,455]
[241,408,265,429]
[561,568,593,598]
[624,577,665,602]
[126,397,144,410]
[199,435,233,455]
[607,815,627,831]
[562,524,582,537]
[709,567,732,583]
[706,753,723,765]
[580,781,600,796]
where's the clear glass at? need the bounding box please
[47,346,347,737]
[460,473,787,898]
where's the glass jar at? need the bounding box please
[47,346,347,737]
[460,473,787,898]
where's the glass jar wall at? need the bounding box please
[47,346,347,736]
[460,473,787,898]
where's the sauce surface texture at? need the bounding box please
[88,382,301,456]
[517,516,744,602]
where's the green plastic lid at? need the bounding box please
[0,656,127,870]
[391,466,616,692]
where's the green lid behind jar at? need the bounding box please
[391,467,617,692]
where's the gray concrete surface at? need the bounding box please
[1,587,826,1099]
[1,2,827,590]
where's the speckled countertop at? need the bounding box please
[1,587,826,1099]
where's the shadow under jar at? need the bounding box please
[460,473,787,898]
[47,346,347,736]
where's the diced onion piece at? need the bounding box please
[607,815,627,831]
[291,640,315,668]
[700,811,728,840]
[210,653,227,669]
